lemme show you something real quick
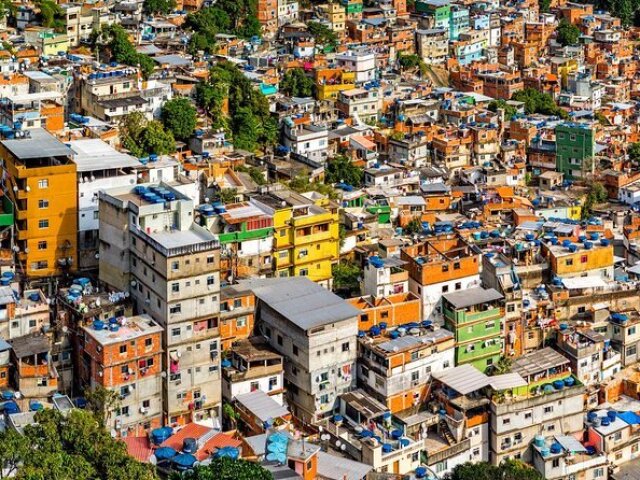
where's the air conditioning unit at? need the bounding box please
[139,407,149,414]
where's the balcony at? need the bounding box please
[293,229,334,246]
[424,437,471,465]
[603,350,621,370]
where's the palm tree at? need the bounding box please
[223,402,240,430]
[489,356,512,376]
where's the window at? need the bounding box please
[411,371,419,382]
[293,345,299,356]
[142,400,150,409]
[581,255,588,263]
[250,381,259,392]
[38,179,49,189]
[171,261,179,271]
[524,411,532,419]
[119,345,127,354]
[442,264,449,272]
[121,365,129,374]
[29,319,36,328]
[502,418,510,425]
[145,338,152,348]
[171,328,180,337]
[37,377,48,387]
[207,256,215,264]
[300,269,308,277]
[37,241,47,250]
[565,259,573,266]
[628,345,637,356]
[236,316,247,328]
[171,283,179,293]
[170,304,181,314]
[207,276,215,286]
[319,394,329,404]
[277,335,283,346]
[454,262,460,270]
[442,285,449,293]
[630,326,637,335]
[269,376,278,390]
[552,459,560,468]
[342,342,350,352]
[544,406,553,414]
[38,219,49,229]
[455,282,461,290]
[38,199,49,209]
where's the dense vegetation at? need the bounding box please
[121,111,176,157]
[0,409,157,480]
[511,88,569,119]
[280,68,315,98]
[143,0,176,14]
[488,99,518,119]
[307,21,338,49]
[185,0,261,54]
[95,25,156,79]
[172,458,274,480]
[195,61,278,152]
[556,19,581,46]
[161,97,198,141]
[445,460,544,480]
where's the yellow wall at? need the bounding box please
[271,205,340,283]
[1,147,78,277]
[552,245,613,276]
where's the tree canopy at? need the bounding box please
[172,458,274,480]
[0,409,157,480]
[446,460,544,480]
[488,99,518,119]
[325,155,364,186]
[195,61,278,152]
[37,0,65,33]
[280,68,315,98]
[161,97,198,141]
[628,142,640,164]
[582,181,608,218]
[398,53,427,76]
[95,25,155,79]
[143,0,176,14]
[185,0,261,53]
[556,19,581,46]
[121,111,176,157]
[307,22,338,48]
[332,261,362,293]
[511,88,568,119]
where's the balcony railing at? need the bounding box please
[425,437,471,464]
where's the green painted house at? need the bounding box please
[415,0,451,30]
[443,287,504,373]
[555,122,596,180]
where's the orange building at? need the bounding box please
[358,326,455,413]
[347,292,421,331]
[80,315,164,437]
[1,128,78,278]
[219,284,256,351]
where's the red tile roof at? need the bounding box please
[122,436,154,463]
[159,423,243,461]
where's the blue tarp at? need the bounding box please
[618,411,640,425]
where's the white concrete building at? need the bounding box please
[69,139,140,270]
[247,277,360,423]
[336,50,377,83]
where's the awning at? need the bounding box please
[561,277,608,290]
[555,435,588,453]
[489,373,527,391]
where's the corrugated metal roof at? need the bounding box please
[442,287,503,309]
[555,435,588,453]
[317,451,372,480]
[2,128,72,159]
[235,390,289,423]
[433,364,489,395]
[246,278,361,330]
[488,372,527,391]
[512,347,570,378]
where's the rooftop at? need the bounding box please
[442,287,503,309]
[2,128,72,160]
[82,314,163,346]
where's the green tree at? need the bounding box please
[0,0,16,16]
[446,460,544,480]
[628,142,640,164]
[236,165,267,185]
[37,0,65,32]
[0,429,29,479]
[556,19,581,46]
[161,97,197,141]
[582,181,608,219]
[173,458,273,480]
[398,53,427,76]
[85,385,121,429]
[143,0,176,14]
[222,402,240,429]
[488,99,517,119]
[96,25,155,79]
[539,0,551,12]
[488,356,512,376]
[121,112,176,157]
[8,409,157,480]
[218,188,238,204]
[325,155,364,186]
[332,261,362,293]
[185,0,260,53]
[307,21,338,48]
[511,88,568,119]
[287,176,338,199]
[405,218,423,235]
[196,61,278,152]
[280,68,315,97]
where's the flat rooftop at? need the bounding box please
[82,314,162,346]
[69,139,140,172]
[2,128,72,160]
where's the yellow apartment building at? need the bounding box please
[251,190,340,288]
[0,129,78,278]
